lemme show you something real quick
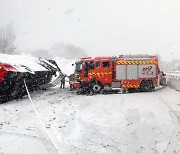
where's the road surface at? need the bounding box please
[0,86,180,154]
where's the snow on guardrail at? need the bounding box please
[166,71,180,91]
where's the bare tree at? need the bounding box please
[0,24,16,54]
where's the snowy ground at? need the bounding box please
[0,84,180,154]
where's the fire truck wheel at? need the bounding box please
[140,80,153,92]
[91,81,102,93]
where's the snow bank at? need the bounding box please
[167,78,180,91]
[166,71,180,91]
[53,57,75,76]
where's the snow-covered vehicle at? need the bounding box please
[0,54,64,103]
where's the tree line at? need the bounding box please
[0,24,87,59]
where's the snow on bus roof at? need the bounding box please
[0,54,47,71]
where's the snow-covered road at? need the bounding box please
[0,86,180,154]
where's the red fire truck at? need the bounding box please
[69,55,165,93]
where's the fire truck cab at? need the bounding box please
[70,55,164,93]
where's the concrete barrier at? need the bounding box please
[166,73,180,91]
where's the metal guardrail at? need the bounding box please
[166,74,180,80]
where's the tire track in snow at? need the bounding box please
[158,97,180,154]
[0,130,45,140]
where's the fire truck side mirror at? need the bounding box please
[160,71,165,76]
[84,69,88,77]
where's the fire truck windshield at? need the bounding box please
[75,61,82,73]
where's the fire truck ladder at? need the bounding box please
[39,57,66,88]
[118,54,157,61]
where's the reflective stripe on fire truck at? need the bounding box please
[116,61,157,65]
[122,85,139,88]
[88,72,112,76]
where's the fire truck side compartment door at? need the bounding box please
[138,64,156,78]
[127,65,138,79]
[116,65,126,80]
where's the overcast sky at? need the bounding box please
[0,0,180,60]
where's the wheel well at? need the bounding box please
[140,80,154,92]
[140,80,153,86]
[91,80,103,87]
